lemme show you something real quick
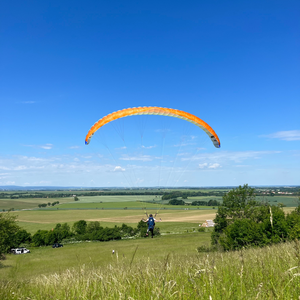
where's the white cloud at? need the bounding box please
[19,101,36,104]
[198,163,221,169]
[36,181,51,184]
[262,130,300,141]
[142,145,156,149]
[19,156,51,162]
[4,181,15,185]
[184,150,281,163]
[40,144,53,149]
[0,166,9,171]
[14,165,27,170]
[120,155,152,161]
[114,166,125,172]
[69,146,80,149]
[23,143,53,150]
[208,163,221,169]
[198,163,208,169]
[173,142,196,147]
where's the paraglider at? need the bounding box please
[85,106,220,148]
[85,106,221,227]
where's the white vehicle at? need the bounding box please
[11,247,30,254]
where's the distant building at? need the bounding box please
[201,220,215,227]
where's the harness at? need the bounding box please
[147,217,155,229]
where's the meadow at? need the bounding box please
[1,191,299,299]
[1,235,299,299]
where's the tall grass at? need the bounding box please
[1,240,300,299]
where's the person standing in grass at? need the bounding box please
[142,214,161,238]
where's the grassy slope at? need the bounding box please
[1,237,299,299]
[0,232,211,280]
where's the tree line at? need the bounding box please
[38,201,59,208]
[0,190,228,200]
[0,215,160,258]
[168,199,220,206]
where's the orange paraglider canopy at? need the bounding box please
[85,106,220,148]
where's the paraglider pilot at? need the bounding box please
[142,214,161,238]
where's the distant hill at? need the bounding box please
[0,185,299,191]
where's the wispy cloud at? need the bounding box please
[0,181,15,185]
[142,145,156,149]
[208,163,221,169]
[198,163,222,169]
[23,143,53,150]
[198,163,208,169]
[69,146,80,149]
[262,130,300,141]
[120,155,153,161]
[19,101,36,104]
[173,142,196,147]
[114,166,125,172]
[40,144,53,149]
[183,150,281,163]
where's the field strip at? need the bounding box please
[88,211,217,223]
[17,220,53,224]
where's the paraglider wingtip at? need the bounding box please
[85,141,88,145]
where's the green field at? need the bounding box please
[256,195,300,207]
[0,193,298,212]
[0,197,73,210]
[12,208,216,234]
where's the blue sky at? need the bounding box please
[1,0,299,187]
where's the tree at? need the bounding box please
[0,213,21,258]
[169,199,185,205]
[73,220,87,235]
[212,184,291,250]
[32,230,48,246]
[15,229,32,245]
[212,184,260,247]
[87,221,101,233]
